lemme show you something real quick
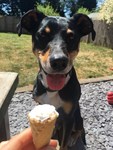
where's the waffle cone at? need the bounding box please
[28,113,57,149]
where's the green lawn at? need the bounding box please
[0,33,113,87]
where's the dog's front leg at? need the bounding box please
[68,137,86,150]
[68,104,86,149]
[53,107,75,150]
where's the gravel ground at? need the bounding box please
[8,80,113,150]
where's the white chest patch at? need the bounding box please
[35,91,63,109]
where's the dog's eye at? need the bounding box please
[35,28,52,50]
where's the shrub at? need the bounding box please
[77,7,90,15]
[99,0,113,24]
[36,3,59,16]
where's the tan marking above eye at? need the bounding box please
[45,27,51,33]
[67,29,73,34]
[67,29,74,39]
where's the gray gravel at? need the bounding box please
[8,80,113,150]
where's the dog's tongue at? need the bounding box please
[47,74,66,90]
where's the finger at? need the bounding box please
[12,128,32,144]
[39,140,58,150]
[42,145,57,150]
[2,128,33,150]
[23,141,36,150]
[49,140,58,148]
[12,128,33,147]
[0,141,9,149]
[12,128,32,139]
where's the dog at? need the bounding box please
[17,10,96,150]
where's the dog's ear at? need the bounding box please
[17,10,46,36]
[70,13,96,41]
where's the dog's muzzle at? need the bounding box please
[39,54,72,91]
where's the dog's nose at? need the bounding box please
[50,56,68,71]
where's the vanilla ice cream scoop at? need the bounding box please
[28,104,59,149]
[29,104,59,122]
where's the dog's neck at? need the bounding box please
[35,90,63,108]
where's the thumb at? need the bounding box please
[41,140,58,150]
[49,140,58,148]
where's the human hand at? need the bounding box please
[0,128,57,150]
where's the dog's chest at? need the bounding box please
[36,91,63,109]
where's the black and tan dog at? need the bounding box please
[17,10,95,150]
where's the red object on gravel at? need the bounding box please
[107,91,113,105]
[110,68,113,71]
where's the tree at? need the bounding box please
[77,0,97,11]
[0,0,97,17]
[9,0,20,16]
[65,0,78,17]
[100,0,113,24]
[0,0,37,16]
[0,0,10,15]
[19,0,36,15]
[43,0,78,17]
[45,0,64,16]
[37,3,59,16]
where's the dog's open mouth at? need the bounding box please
[46,74,66,91]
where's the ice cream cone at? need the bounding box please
[28,104,59,149]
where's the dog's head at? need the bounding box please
[17,10,95,91]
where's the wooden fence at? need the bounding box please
[82,20,113,49]
[0,16,20,33]
[0,15,113,49]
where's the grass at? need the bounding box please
[0,33,113,87]
[75,43,113,79]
